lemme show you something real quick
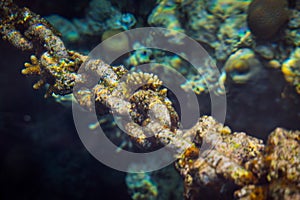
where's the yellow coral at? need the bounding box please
[22,55,41,75]
[125,72,163,91]
[282,48,300,94]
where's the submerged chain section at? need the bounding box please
[1,1,299,199]
[0,0,86,97]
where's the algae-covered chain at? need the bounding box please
[0,1,299,199]
[0,0,84,97]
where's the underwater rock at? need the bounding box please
[224,48,262,84]
[247,0,289,39]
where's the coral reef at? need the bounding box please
[148,0,185,44]
[38,0,300,95]
[147,0,251,93]
[126,165,183,200]
[146,0,300,95]
[46,0,136,52]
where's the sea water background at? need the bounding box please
[0,0,300,199]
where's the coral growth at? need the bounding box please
[177,116,300,199]
[247,0,289,39]
[282,47,300,94]
[0,0,87,97]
